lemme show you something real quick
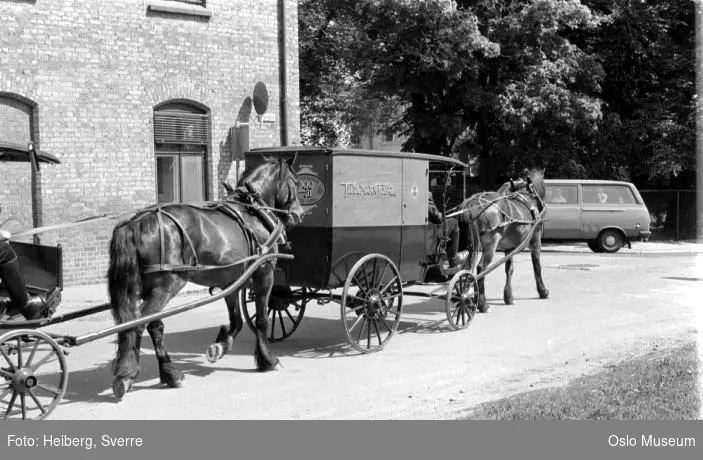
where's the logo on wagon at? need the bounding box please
[296,167,326,206]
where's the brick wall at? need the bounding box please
[0,0,301,286]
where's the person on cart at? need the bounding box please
[0,229,51,320]
[428,193,467,269]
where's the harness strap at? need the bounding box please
[463,189,541,227]
[141,192,285,275]
[143,206,202,274]
[141,242,276,274]
[155,208,166,268]
[212,201,261,260]
[160,208,201,267]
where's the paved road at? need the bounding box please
[12,251,700,419]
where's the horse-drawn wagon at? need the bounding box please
[1,142,548,420]
[233,147,481,354]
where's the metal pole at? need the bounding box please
[675,191,680,240]
[64,253,293,347]
[696,0,703,241]
[29,141,42,245]
[278,0,289,146]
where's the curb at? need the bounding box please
[540,246,703,255]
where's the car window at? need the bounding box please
[546,185,578,204]
[582,185,637,204]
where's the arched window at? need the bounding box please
[0,95,33,146]
[153,101,210,203]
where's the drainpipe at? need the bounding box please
[29,141,42,245]
[278,0,289,146]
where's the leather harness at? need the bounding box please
[139,188,288,275]
[462,178,546,228]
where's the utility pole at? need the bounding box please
[697,0,703,241]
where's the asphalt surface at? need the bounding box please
[3,247,697,420]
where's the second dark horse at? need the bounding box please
[107,156,304,400]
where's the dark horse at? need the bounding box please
[107,156,304,400]
[460,168,549,313]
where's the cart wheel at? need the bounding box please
[341,254,403,354]
[445,270,478,330]
[242,286,308,342]
[0,329,68,420]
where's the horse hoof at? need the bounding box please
[539,290,550,299]
[112,378,133,401]
[256,359,282,372]
[160,372,185,388]
[206,343,224,363]
[160,375,185,388]
[159,362,185,388]
[504,298,514,305]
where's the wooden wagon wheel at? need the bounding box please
[445,270,478,330]
[0,329,68,420]
[241,286,308,342]
[341,254,403,354]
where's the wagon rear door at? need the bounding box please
[399,158,429,281]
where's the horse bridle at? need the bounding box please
[509,176,545,212]
[275,158,300,218]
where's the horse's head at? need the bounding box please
[237,154,305,228]
[522,168,546,201]
[500,168,546,200]
[273,155,305,228]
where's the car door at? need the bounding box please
[543,183,581,239]
[581,183,644,239]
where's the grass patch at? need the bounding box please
[463,342,699,419]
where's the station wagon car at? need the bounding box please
[542,179,651,253]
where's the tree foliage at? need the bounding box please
[299,0,695,187]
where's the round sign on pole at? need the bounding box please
[253,82,269,116]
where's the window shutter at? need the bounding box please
[154,112,210,145]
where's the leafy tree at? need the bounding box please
[457,0,607,185]
[575,0,695,186]
[298,0,404,147]
[298,0,357,147]
[299,0,695,188]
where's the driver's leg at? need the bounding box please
[0,241,50,320]
[445,218,461,267]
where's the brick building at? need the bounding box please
[0,0,301,286]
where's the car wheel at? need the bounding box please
[587,240,602,253]
[596,229,623,253]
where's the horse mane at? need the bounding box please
[225,156,299,209]
[235,156,278,188]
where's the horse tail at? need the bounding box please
[107,220,143,381]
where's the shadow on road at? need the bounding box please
[43,293,549,413]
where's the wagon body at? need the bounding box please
[246,147,466,290]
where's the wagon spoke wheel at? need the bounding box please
[0,330,68,420]
[341,254,403,354]
[242,286,307,342]
[445,270,478,330]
